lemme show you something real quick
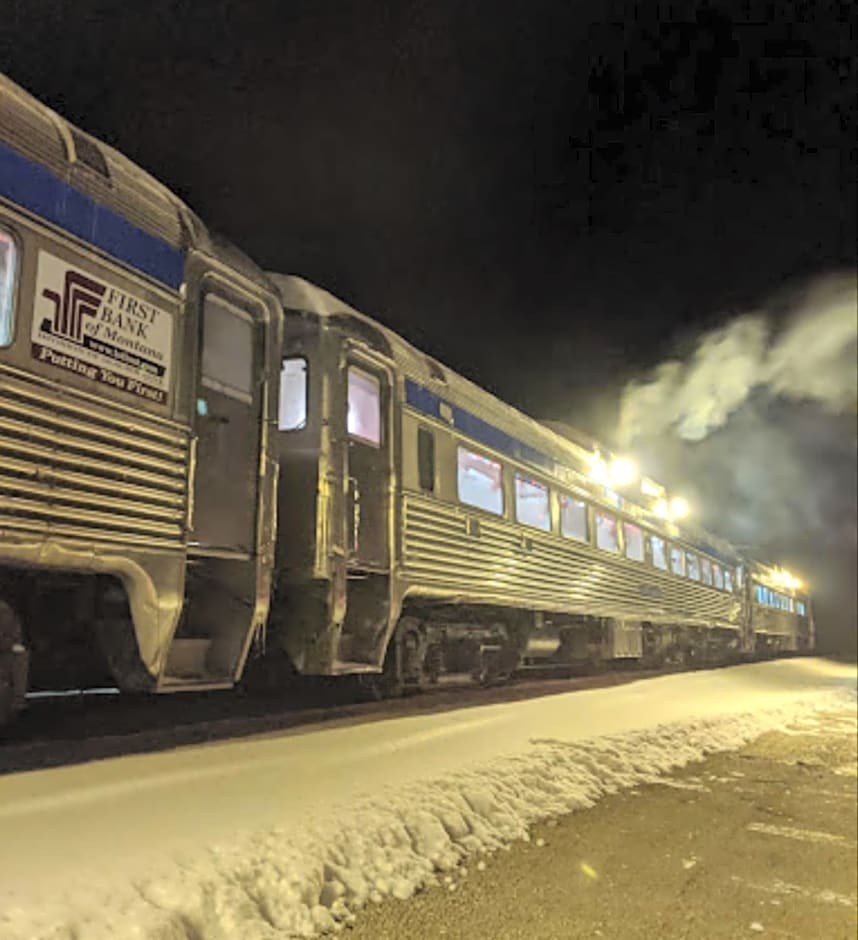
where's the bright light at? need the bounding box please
[654,498,670,519]
[608,456,639,488]
[669,496,690,519]
[587,453,610,486]
[774,569,803,591]
[640,477,664,498]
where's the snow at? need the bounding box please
[0,657,854,939]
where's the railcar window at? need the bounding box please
[0,227,20,347]
[595,511,620,553]
[202,295,253,402]
[724,568,734,593]
[712,563,724,590]
[560,495,588,542]
[347,367,382,446]
[670,546,686,577]
[623,522,644,562]
[278,358,307,430]
[457,446,503,515]
[651,535,668,570]
[418,427,435,493]
[515,475,550,531]
[796,600,807,616]
[700,558,713,586]
[686,553,701,581]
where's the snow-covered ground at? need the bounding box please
[1,658,855,939]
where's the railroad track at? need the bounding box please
[0,666,677,775]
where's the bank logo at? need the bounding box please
[32,250,174,406]
[40,270,107,343]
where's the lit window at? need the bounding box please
[595,511,619,552]
[651,535,668,571]
[560,495,588,542]
[686,553,701,581]
[278,358,307,430]
[796,600,806,616]
[457,446,503,515]
[0,227,19,347]
[723,568,734,593]
[700,558,713,586]
[202,295,254,402]
[670,546,685,576]
[712,563,724,590]
[735,566,744,588]
[347,367,381,445]
[623,522,644,562]
[515,475,550,531]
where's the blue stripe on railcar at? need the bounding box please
[405,377,554,471]
[0,141,184,290]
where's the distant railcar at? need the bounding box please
[0,74,281,723]
[266,275,813,691]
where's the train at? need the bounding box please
[0,73,813,725]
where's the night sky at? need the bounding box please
[4,1,856,647]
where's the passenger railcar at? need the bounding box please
[267,276,813,691]
[0,74,282,723]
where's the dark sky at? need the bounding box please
[5,0,854,427]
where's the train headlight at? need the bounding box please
[669,496,690,520]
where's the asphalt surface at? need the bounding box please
[349,703,858,939]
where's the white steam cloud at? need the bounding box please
[618,273,858,445]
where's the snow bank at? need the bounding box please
[1,677,854,940]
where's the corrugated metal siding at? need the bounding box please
[0,365,188,549]
[402,493,741,628]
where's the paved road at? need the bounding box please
[350,703,857,939]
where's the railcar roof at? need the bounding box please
[0,72,268,290]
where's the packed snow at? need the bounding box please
[0,658,855,939]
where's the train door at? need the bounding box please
[191,288,263,553]
[345,353,391,571]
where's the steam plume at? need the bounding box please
[618,273,857,445]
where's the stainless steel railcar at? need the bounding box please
[0,74,281,723]
[267,275,814,690]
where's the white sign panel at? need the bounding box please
[31,250,174,405]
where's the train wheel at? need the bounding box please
[0,600,28,728]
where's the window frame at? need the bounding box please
[0,224,21,349]
[456,445,505,516]
[686,552,701,582]
[514,473,551,532]
[200,294,256,404]
[650,534,669,571]
[670,545,686,577]
[623,521,645,562]
[559,493,589,543]
[347,364,383,447]
[700,557,713,586]
[417,426,435,494]
[594,510,620,553]
[278,355,308,431]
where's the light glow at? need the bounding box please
[587,453,610,486]
[654,498,670,519]
[669,496,690,519]
[608,456,639,488]
[640,477,664,498]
